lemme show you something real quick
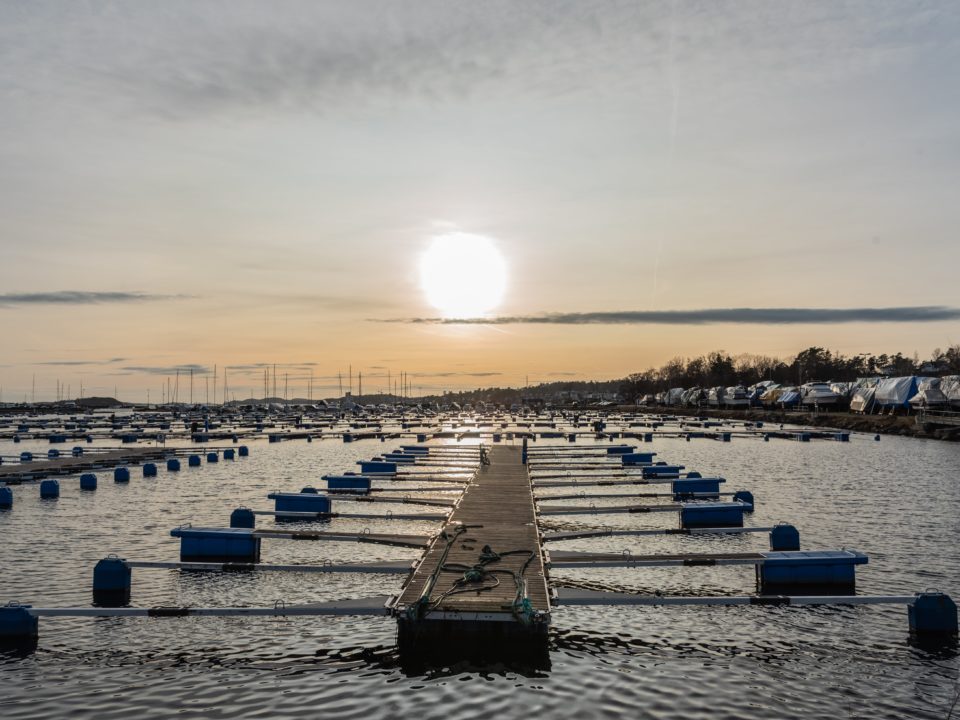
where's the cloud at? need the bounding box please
[379,306,960,326]
[122,364,211,376]
[32,357,129,367]
[0,291,188,307]
[5,2,934,122]
[34,360,99,366]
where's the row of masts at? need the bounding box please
[5,365,425,406]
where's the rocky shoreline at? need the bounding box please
[635,406,960,442]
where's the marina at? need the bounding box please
[1,407,959,716]
[2,411,957,653]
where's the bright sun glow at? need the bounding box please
[420,232,507,318]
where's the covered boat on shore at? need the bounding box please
[800,382,842,408]
[722,386,750,408]
[850,386,877,413]
[909,378,949,409]
[681,387,707,407]
[665,388,685,406]
[759,385,784,407]
[775,386,801,408]
[939,376,960,409]
[706,387,723,407]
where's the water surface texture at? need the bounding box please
[1,430,958,719]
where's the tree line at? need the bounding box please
[617,345,960,401]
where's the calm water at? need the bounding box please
[1,426,958,719]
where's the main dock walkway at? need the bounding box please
[391,445,550,658]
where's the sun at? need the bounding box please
[419,232,507,318]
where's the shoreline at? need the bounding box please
[632,406,960,443]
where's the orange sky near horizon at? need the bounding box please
[2,2,959,401]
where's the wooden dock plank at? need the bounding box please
[394,445,550,616]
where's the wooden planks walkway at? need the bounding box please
[392,445,550,657]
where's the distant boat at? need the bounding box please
[800,382,841,408]
[909,378,949,409]
[721,386,750,408]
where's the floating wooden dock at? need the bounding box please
[390,445,550,659]
[0,448,168,483]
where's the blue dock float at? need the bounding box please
[188,455,201,467]
[605,445,634,455]
[381,453,416,464]
[114,467,130,483]
[223,449,235,460]
[642,464,685,479]
[672,476,724,500]
[680,501,748,528]
[230,507,256,528]
[621,452,656,466]
[0,487,12,509]
[267,491,332,516]
[80,473,97,491]
[92,556,131,606]
[238,445,249,457]
[758,550,867,593]
[358,460,397,475]
[324,475,372,493]
[769,523,801,551]
[400,446,430,455]
[206,452,218,463]
[732,490,755,510]
[47,449,60,459]
[166,458,181,472]
[909,592,958,637]
[169,527,261,562]
[0,603,38,643]
[39,479,59,499]
[143,463,158,477]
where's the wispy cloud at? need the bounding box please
[33,357,129,367]
[426,371,503,378]
[0,291,189,307]
[378,307,960,326]
[34,360,101,366]
[122,364,210,376]
[4,1,938,124]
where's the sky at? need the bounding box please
[1,0,959,401]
